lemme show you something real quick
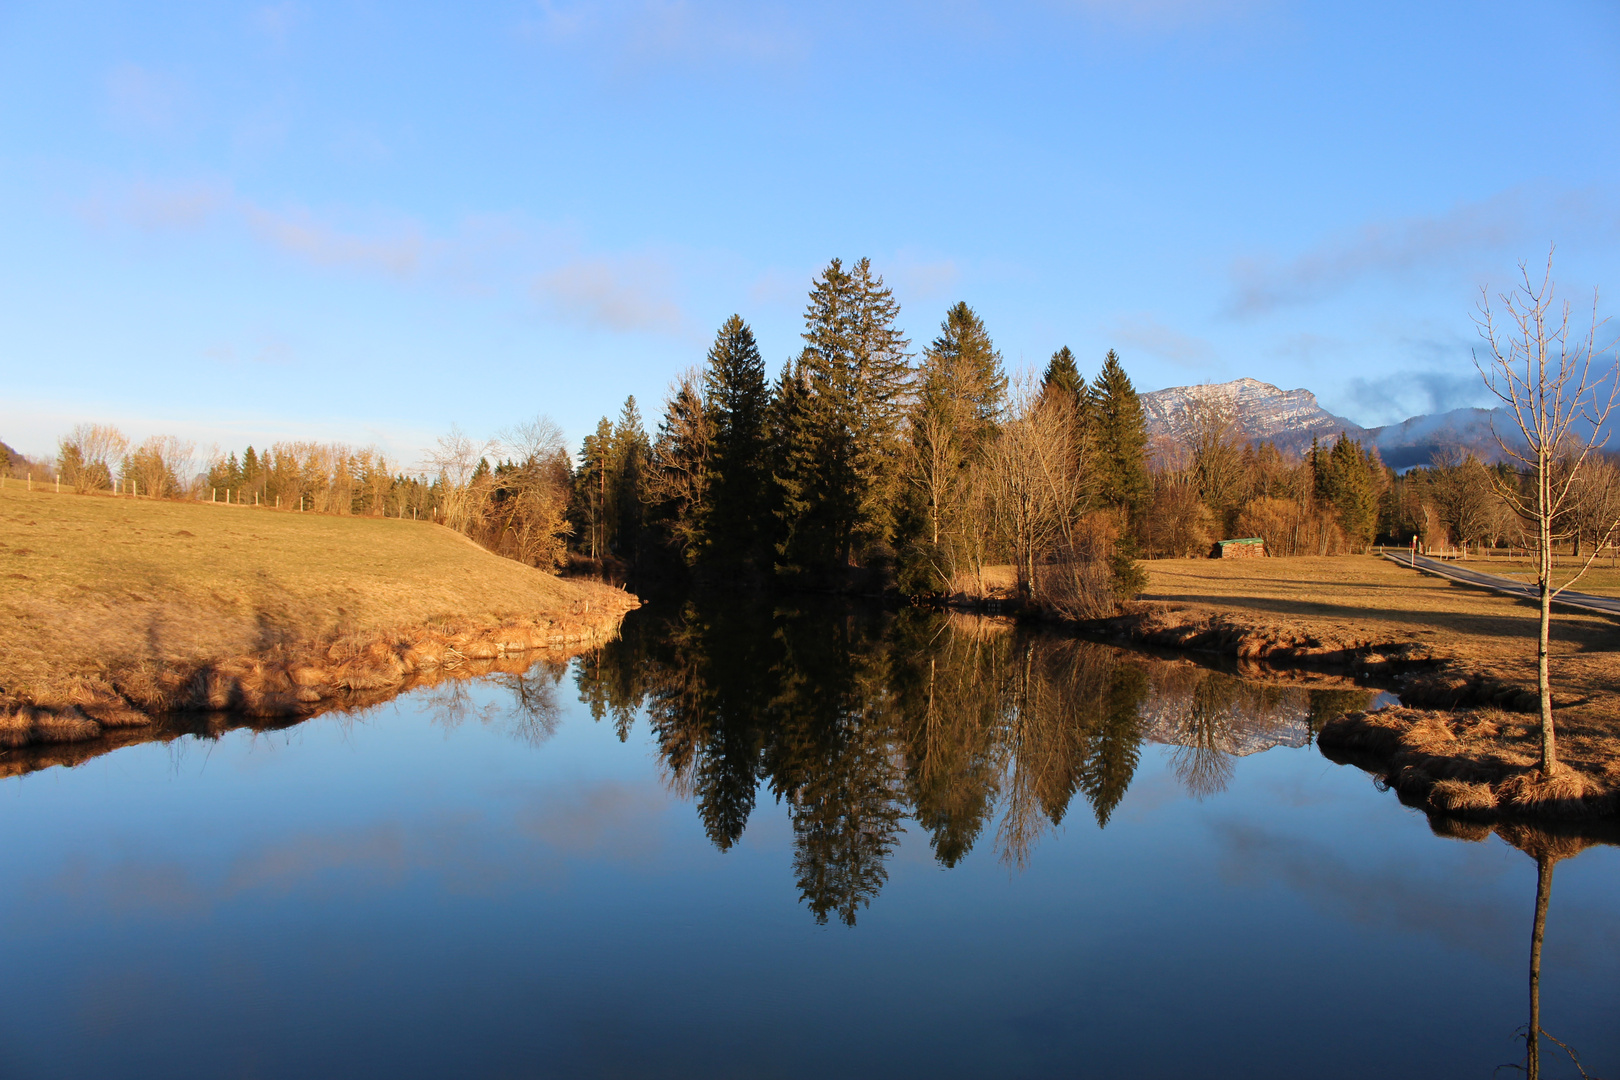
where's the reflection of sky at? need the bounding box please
[0,668,1616,1079]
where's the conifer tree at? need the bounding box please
[917,302,1006,455]
[846,259,913,544]
[1040,346,1084,408]
[574,417,616,560]
[702,315,771,571]
[774,258,911,575]
[1312,433,1383,550]
[612,396,649,560]
[646,375,713,563]
[1086,350,1150,520]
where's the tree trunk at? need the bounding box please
[1526,852,1553,1080]
[1538,456,1558,774]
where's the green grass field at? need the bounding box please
[0,483,623,706]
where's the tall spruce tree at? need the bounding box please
[847,258,913,556]
[917,302,1006,454]
[1312,433,1383,550]
[775,257,912,576]
[702,315,771,571]
[611,396,649,560]
[647,375,713,563]
[574,417,616,560]
[1040,346,1084,409]
[1086,350,1150,520]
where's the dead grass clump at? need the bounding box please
[1321,708,1620,822]
[1496,769,1614,818]
[1428,779,1498,816]
[1,705,99,745]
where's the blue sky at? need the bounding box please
[1,0,1616,466]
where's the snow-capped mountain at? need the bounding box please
[1138,378,1520,468]
[1139,378,1367,455]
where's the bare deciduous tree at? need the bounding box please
[1428,448,1498,551]
[1474,251,1620,774]
[57,423,128,493]
[980,388,1082,603]
[425,425,495,533]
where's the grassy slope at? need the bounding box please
[0,484,630,706]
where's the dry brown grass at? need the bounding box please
[1445,553,1620,596]
[1138,554,1619,723]
[1319,706,1620,820]
[0,485,636,745]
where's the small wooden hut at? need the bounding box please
[1213,537,1266,558]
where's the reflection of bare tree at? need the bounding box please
[1148,668,1328,798]
[995,638,1142,869]
[418,678,501,732]
[1168,677,1240,799]
[904,619,1009,867]
[1494,825,1604,1080]
[485,664,564,747]
[417,660,567,746]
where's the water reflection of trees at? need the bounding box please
[418,658,568,747]
[574,597,1375,924]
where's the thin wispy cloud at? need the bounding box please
[533,256,688,335]
[250,2,305,47]
[80,178,693,335]
[1106,312,1213,367]
[890,255,962,304]
[241,204,426,277]
[1229,186,1620,316]
[82,179,229,230]
[1059,0,1270,31]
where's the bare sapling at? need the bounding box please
[1474,250,1620,775]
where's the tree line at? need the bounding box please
[41,423,444,520]
[557,256,1434,608]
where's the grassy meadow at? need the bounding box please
[0,482,629,713]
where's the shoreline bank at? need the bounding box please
[0,597,638,758]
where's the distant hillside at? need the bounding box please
[1139,378,1511,469]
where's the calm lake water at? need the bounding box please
[1,598,1615,1079]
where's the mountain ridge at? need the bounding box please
[1137,378,1506,470]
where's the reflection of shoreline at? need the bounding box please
[0,644,592,782]
[578,599,1385,923]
